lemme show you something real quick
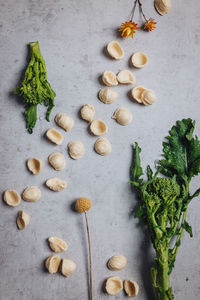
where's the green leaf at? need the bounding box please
[158,119,200,182]
[187,136,200,179]
[147,165,153,180]
[182,220,193,237]
[190,187,200,199]
[131,142,144,187]
[25,104,37,134]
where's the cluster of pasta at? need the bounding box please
[45,237,76,278]
[100,40,156,109]
[104,254,139,298]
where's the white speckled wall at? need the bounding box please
[0,0,200,299]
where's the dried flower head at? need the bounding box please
[144,18,157,31]
[119,20,139,38]
[75,197,91,213]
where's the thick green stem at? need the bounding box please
[152,247,174,300]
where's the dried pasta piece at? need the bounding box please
[55,113,74,131]
[107,255,127,271]
[48,152,66,171]
[80,104,95,122]
[141,89,156,105]
[117,70,135,84]
[94,138,112,156]
[48,237,68,252]
[22,186,41,202]
[124,280,139,298]
[90,119,107,136]
[99,88,118,104]
[112,108,133,125]
[102,71,118,87]
[46,178,67,192]
[131,52,148,68]
[46,128,63,145]
[107,41,124,60]
[45,255,61,274]
[105,276,123,295]
[131,86,146,103]
[27,158,44,175]
[4,190,21,207]
[17,210,30,230]
[154,0,171,15]
[61,259,76,277]
[68,141,85,159]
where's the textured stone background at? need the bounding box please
[0,0,200,299]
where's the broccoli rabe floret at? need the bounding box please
[14,41,56,133]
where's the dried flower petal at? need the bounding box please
[144,18,157,31]
[119,20,139,38]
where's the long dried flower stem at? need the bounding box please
[85,212,93,300]
[130,0,138,20]
[138,0,148,21]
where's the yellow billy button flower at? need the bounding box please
[75,197,91,213]
[144,18,157,31]
[75,198,93,300]
[119,20,140,38]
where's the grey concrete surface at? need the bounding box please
[0,0,200,299]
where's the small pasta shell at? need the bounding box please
[46,128,63,145]
[105,276,123,295]
[107,41,124,59]
[55,113,74,131]
[48,237,68,252]
[98,88,118,104]
[27,158,44,175]
[48,152,66,171]
[131,52,148,68]
[45,255,61,274]
[4,190,21,207]
[46,178,67,192]
[68,141,85,159]
[124,280,139,298]
[141,89,156,105]
[17,210,30,230]
[154,0,171,15]
[90,119,107,136]
[112,108,133,126]
[107,255,127,271]
[94,138,112,156]
[102,71,118,87]
[22,186,41,202]
[80,104,95,122]
[117,70,135,84]
[131,86,146,103]
[61,259,76,277]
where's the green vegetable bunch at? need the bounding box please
[14,41,56,133]
[131,119,200,300]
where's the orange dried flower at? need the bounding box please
[75,197,91,213]
[144,18,157,31]
[119,20,140,38]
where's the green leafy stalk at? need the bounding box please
[130,119,200,299]
[14,41,56,133]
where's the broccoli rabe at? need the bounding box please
[14,41,56,133]
[131,119,200,300]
